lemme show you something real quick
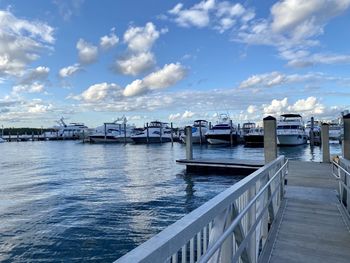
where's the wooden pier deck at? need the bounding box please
[262,161,350,263]
[176,158,264,175]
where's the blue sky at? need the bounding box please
[0,0,350,128]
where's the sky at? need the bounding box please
[0,0,350,128]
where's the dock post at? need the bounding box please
[146,123,149,144]
[343,113,350,159]
[124,123,127,144]
[104,123,107,143]
[17,132,19,142]
[199,121,202,145]
[263,116,277,163]
[209,122,212,130]
[171,122,174,145]
[32,131,34,141]
[310,117,315,146]
[82,130,85,143]
[9,131,11,142]
[160,125,162,143]
[185,126,193,160]
[321,123,330,163]
[230,120,233,147]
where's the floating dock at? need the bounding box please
[176,158,264,175]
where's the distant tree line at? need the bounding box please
[1,128,56,135]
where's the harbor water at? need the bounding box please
[0,141,342,262]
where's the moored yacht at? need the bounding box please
[244,127,264,147]
[205,114,239,145]
[131,121,174,143]
[49,117,89,140]
[180,120,208,144]
[277,114,307,146]
[329,122,342,140]
[89,117,135,143]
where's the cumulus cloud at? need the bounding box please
[113,22,165,76]
[247,105,257,114]
[167,0,254,32]
[0,10,54,77]
[59,63,82,78]
[79,82,122,102]
[238,71,349,89]
[169,113,181,121]
[76,38,98,64]
[100,31,119,50]
[53,0,85,21]
[114,52,155,76]
[182,110,195,118]
[12,82,45,94]
[124,22,161,53]
[19,66,50,85]
[123,63,187,96]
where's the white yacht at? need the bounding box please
[131,121,174,143]
[205,114,239,145]
[277,114,307,146]
[180,120,208,144]
[50,117,89,140]
[89,117,135,143]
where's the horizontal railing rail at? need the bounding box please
[115,156,288,263]
[332,157,350,214]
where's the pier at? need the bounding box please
[115,115,350,263]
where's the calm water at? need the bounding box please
[0,141,341,262]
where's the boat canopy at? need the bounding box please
[281,114,302,118]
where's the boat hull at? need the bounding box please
[89,135,132,143]
[277,134,307,146]
[131,136,172,144]
[244,135,264,147]
[180,135,206,144]
[205,134,238,145]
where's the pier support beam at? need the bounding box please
[263,116,277,164]
[321,123,330,163]
[185,126,193,160]
[344,114,350,160]
[310,117,315,146]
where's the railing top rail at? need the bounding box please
[115,156,286,263]
[332,159,350,178]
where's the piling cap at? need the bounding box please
[263,116,276,121]
[321,122,329,126]
[344,113,350,119]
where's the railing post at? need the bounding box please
[185,126,193,160]
[263,116,277,164]
[344,113,350,160]
[321,123,330,163]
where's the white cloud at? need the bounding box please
[80,82,122,102]
[12,82,45,94]
[124,22,161,53]
[19,66,50,85]
[28,103,53,113]
[76,38,98,64]
[59,63,82,78]
[100,32,119,50]
[169,0,215,28]
[123,63,187,96]
[0,10,54,77]
[114,52,155,76]
[182,110,195,118]
[169,113,181,121]
[263,98,288,115]
[247,105,257,114]
[53,0,85,21]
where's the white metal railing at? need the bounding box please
[115,156,288,263]
[332,157,350,214]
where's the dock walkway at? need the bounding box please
[263,161,350,263]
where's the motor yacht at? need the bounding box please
[277,114,307,146]
[180,120,208,144]
[244,127,264,147]
[205,114,239,145]
[131,121,174,143]
[89,117,135,143]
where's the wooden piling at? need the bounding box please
[199,120,202,145]
[321,123,330,163]
[263,116,277,163]
[104,123,107,143]
[146,122,149,144]
[310,117,315,146]
[343,113,350,159]
[171,122,174,145]
[230,120,233,147]
[185,126,193,160]
[124,123,127,144]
